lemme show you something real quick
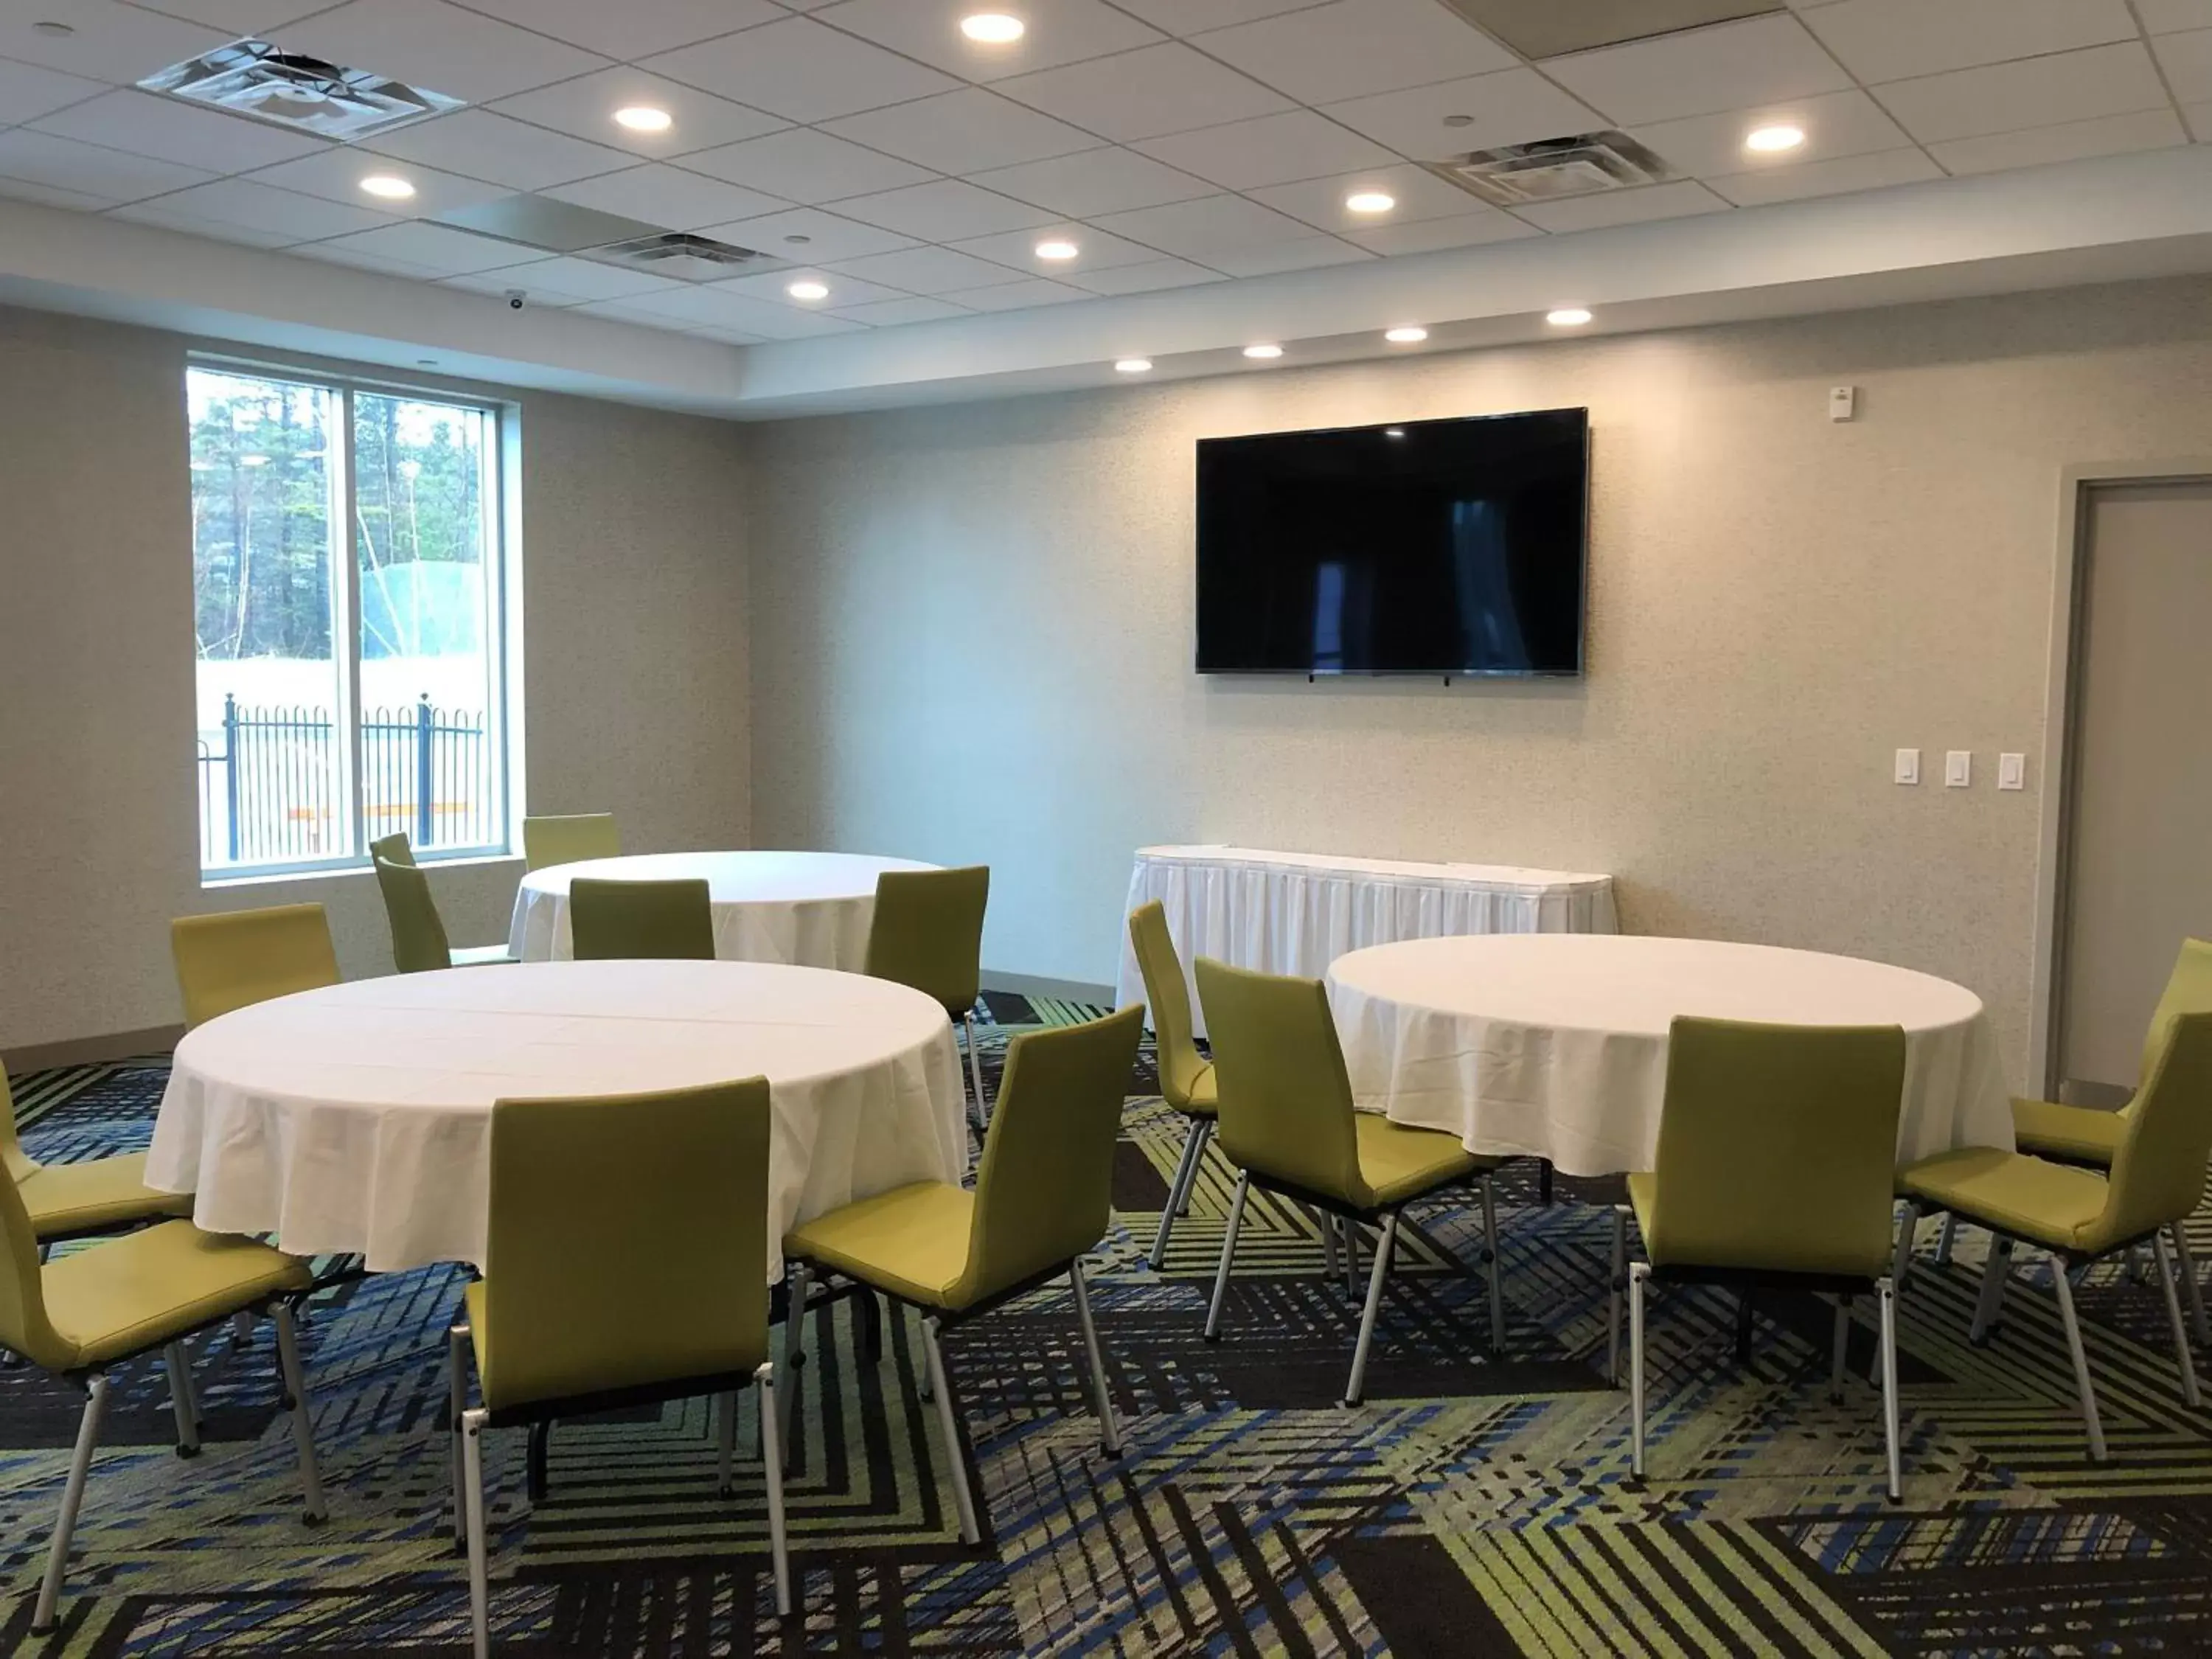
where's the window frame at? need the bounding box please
[189,353,520,884]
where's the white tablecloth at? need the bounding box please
[1326,933,2014,1176]
[508,851,939,970]
[146,960,967,1276]
[1116,844,1617,1037]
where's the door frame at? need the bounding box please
[2030,459,2212,1098]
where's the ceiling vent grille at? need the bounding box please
[1426,131,1677,206]
[139,40,462,139]
[590,233,773,281]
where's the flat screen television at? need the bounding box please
[1195,408,1589,677]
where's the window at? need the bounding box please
[189,364,515,877]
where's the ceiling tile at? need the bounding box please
[967,146,1214,215]
[1203,233,1371,274]
[440,268,591,304]
[362,110,636,192]
[678,128,936,203]
[0,175,118,209]
[2155,29,2212,102]
[1060,254,1225,293]
[830,176,1059,237]
[2183,99,2212,138]
[945,221,1161,274]
[1245,161,1487,231]
[1133,109,1397,189]
[490,71,788,160]
[1707,145,1941,203]
[447,0,782,58]
[1192,0,1517,105]
[827,295,973,325]
[1874,43,2168,145]
[106,201,296,244]
[614,282,867,337]
[699,205,919,262]
[712,267,911,307]
[1509,177,1731,231]
[641,16,961,123]
[30,88,327,171]
[939,276,1089,310]
[279,0,613,104]
[1110,0,1328,30]
[1628,88,1909,179]
[1342,206,1537,253]
[127,176,390,240]
[1802,0,2136,83]
[462,253,684,300]
[995,43,1294,141]
[822,88,1103,176]
[2138,0,2212,30]
[541,164,790,231]
[308,220,551,274]
[1088,190,1318,256]
[1320,69,1604,159]
[241,149,514,215]
[1927,108,2190,175]
[0,57,106,126]
[0,2,226,85]
[0,128,213,201]
[807,0,1165,80]
[126,1,337,32]
[1540,14,1853,125]
[290,241,442,278]
[823,243,1026,293]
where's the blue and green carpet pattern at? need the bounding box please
[5,998,2212,1655]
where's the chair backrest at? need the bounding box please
[1646,1018,1907,1280]
[369,832,416,868]
[0,1066,33,1183]
[2098,1012,2212,1248]
[568,877,716,961]
[2138,939,2212,1093]
[1128,901,1206,1109]
[479,1079,771,1410]
[961,1004,1144,1304]
[864,866,988,1017]
[172,904,341,1027]
[0,1172,66,1371]
[1192,958,1364,1206]
[373,855,454,974]
[522,813,620,872]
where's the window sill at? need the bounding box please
[200,850,524,891]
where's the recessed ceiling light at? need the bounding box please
[613,105,672,133]
[1115,358,1152,374]
[32,19,74,35]
[784,234,811,245]
[1745,123,1805,154]
[961,13,1025,42]
[359,173,415,200]
[1546,307,1593,327]
[1034,238,1079,261]
[1242,344,1284,360]
[1345,190,1396,215]
[1441,114,1473,128]
[1384,427,1406,438]
[1384,326,1427,344]
[786,279,830,302]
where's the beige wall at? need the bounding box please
[748,274,2212,1085]
[0,305,750,1053]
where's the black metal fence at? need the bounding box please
[197,693,498,867]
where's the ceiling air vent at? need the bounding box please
[1427,131,1677,207]
[139,40,462,139]
[590,233,773,281]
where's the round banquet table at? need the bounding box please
[507,851,940,970]
[145,959,967,1276]
[1326,934,2015,1176]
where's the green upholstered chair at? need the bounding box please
[1127,902,1219,1269]
[1608,1018,1909,1500]
[566,877,715,961]
[1895,1011,2212,1463]
[865,866,991,1124]
[372,853,515,973]
[369,830,415,868]
[1,1062,189,1244]
[171,903,341,1027]
[0,1174,324,1633]
[451,1079,788,1655]
[1192,959,1509,1407]
[782,1004,1142,1545]
[521,812,619,873]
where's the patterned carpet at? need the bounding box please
[6,997,2212,1655]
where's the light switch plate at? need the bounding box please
[1893,748,1920,785]
[1998,752,2026,790]
[1945,750,1972,787]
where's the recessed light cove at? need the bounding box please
[1385,326,1427,344]
[786,279,830,301]
[1745,123,1805,153]
[1242,344,1284,360]
[1034,238,1079,260]
[1345,190,1395,214]
[359,173,415,199]
[1546,307,1593,327]
[1115,358,1153,374]
[961,13,1025,43]
[614,105,672,133]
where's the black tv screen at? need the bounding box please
[1196,408,1588,676]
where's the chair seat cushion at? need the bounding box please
[20,1153,192,1239]
[1355,1114,1498,1208]
[1899,1148,2111,1252]
[44,1221,311,1368]
[784,1183,975,1310]
[2011,1097,2124,1168]
[451,943,517,968]
[1175,1062,1217,1118]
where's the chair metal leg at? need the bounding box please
[448,1324,470,1548]
[2051,1254,2107,1461]
[1343,1211,1399,1408]
[2155,1231,2203,1408]
[1608,1206,1627,1387]
[1877,1277,1902,1503]
[1935,1214,1958,1265]
[1177,1121,1212,1217]
[757,1363,793,1617]
[2173,1223,2210,1348]
[1068,1258,1122,1456]
[1891,1201,1921,1291]
[1150,1127,1206,1270]
[232,1308,256,1346]
[780,1262,813,1459]
[165,1340,201,1457]
[461,1406,491,1659]
[1204,1173,1250,1342]
[1480,1174,1505,1350]
[1315,1203,1340,1283]
[963,1011,990,1128]
[1343,1217,1360,1300]
[1830,1297,1851,1404]
[717,1391,739,1498]
[1628,1262,1649,1481]
[1970,1237,2013,1343]
[272,1304,327,1523]
[32,1372,108,1634]
[921,1318,981,1545]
